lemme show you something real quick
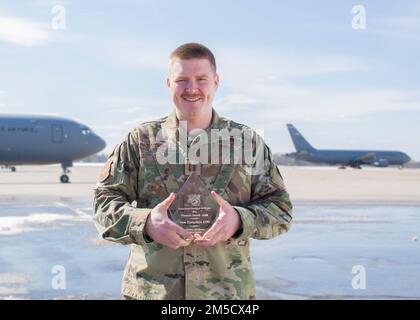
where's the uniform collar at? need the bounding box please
[162,108,221,131]
[159,108,231,160]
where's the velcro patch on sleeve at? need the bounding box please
[99,157,113,182]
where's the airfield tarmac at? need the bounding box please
[0,164,419,299]
[1,164,419,204]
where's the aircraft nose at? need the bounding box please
[96,136,106,152]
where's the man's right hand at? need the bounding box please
[144,193,193,250]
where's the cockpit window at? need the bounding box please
[81,128,91,135]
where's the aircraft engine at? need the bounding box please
[372,159,389,167]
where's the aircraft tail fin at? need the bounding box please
[286,124,316,152]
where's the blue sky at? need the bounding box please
[0,0,419,160]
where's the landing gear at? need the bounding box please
[1,165,16,172]
[60,162,72,183]
[60,174,69,183]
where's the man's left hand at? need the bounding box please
[194,191,242,246]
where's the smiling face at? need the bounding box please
[167,58,219,121]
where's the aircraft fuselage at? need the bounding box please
[0,115,106,166]
[286,124,411,167]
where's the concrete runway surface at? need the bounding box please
[0,164,419,299]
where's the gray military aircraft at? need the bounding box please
[286,124,411,168]
[0,115,106,182]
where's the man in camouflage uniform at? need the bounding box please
[93,43,293,300]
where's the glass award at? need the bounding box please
[168,172,219,235]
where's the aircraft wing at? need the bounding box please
[353,152,375,164]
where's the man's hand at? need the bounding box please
[145,193,193,249]
[194,191,242,247]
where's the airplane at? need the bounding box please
[286,124,411,168]
[0,114,106,182]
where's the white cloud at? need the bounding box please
[0,90,5,95]
[75,36,366,78]
[212,48,420,128]
[89,45,420,151]
[83,38,170,70]
[217,83,420,130]
[89,96,172,149]
[0,16,52,46]
[90,124,122,131]
[123,115,163,126]
[217,48,366,83]
[214,93,256,112]
[109,107,145,114]
[98,96,170,114]
[71,40,419,155]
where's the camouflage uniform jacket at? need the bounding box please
[93,109,293,300]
